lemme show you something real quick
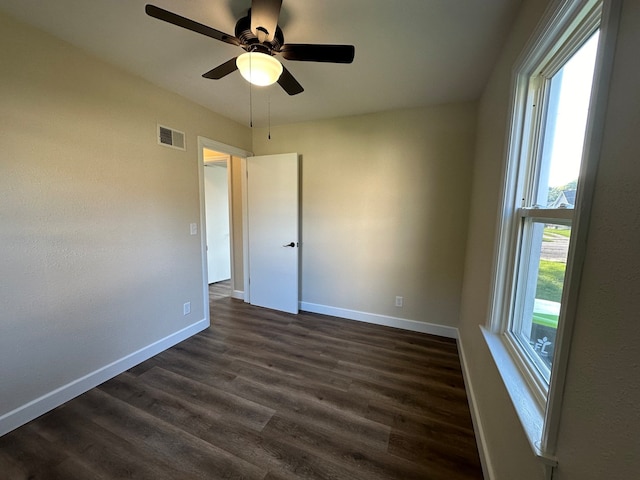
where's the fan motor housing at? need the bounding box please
[235,14,284,54]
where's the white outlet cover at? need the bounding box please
[190,223,198,235]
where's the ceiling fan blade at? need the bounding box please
[145,4,240,46]
[280,44,355,63]
[277,66,304,96]
[250,0,282,42]
[202,58,239,79]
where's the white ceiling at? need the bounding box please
[0,0,522,127]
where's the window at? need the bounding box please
[493,0,601,396]
[485,0,619,465]
[510,30,600,388]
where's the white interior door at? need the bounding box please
[204,163,231,284]
[247,153,299,314]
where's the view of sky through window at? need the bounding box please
[547,32,600,188]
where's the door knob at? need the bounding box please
[283,242,296,247]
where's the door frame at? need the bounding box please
[197,137,252,303]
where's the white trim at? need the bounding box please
[197,141,210,326]
[514,0,600,76]
[519,207,574,221]
[300,302,458,339]
[196,137,252,159]
[232,289,244,300]
[542,0,621,455]
[241,156,250,303]
[481,328,555,464]
[0,318,208,437]
[458,335,495,480]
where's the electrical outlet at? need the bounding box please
[183,302,191,315]
[395,296,403,307]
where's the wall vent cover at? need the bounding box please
[157,125,186,151]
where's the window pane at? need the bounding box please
[537,32,599,207]
[515,222,571,378]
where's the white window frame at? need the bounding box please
[483,0,621,473]
[503,2,602,404]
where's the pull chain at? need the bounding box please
[268,95,271,140]
[249,82,253,128]
[249,53,253,127]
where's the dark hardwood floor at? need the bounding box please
[209,279,232,300]
[0,286,483,479]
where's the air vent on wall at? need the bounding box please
[157,124,186,151]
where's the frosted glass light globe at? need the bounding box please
[236,52,283,86]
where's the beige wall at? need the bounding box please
[253,104,477,328]
[458,0,640,478]
[7,1,639,475]
[0,11,250,424]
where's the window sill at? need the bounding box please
[480,326,558,468]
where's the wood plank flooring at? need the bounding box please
[0,288,483,479]
[209,279,232,300]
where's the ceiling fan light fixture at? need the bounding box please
[236,52,283,86]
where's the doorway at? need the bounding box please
[198,137,252,304]
[197,137,300,314]
[203,149,231,297]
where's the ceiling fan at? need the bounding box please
[145,0,355,95]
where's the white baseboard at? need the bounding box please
[457,335,494,480]
[299,302,458,339]
[0,318,208,437]
[232,290,244,300]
